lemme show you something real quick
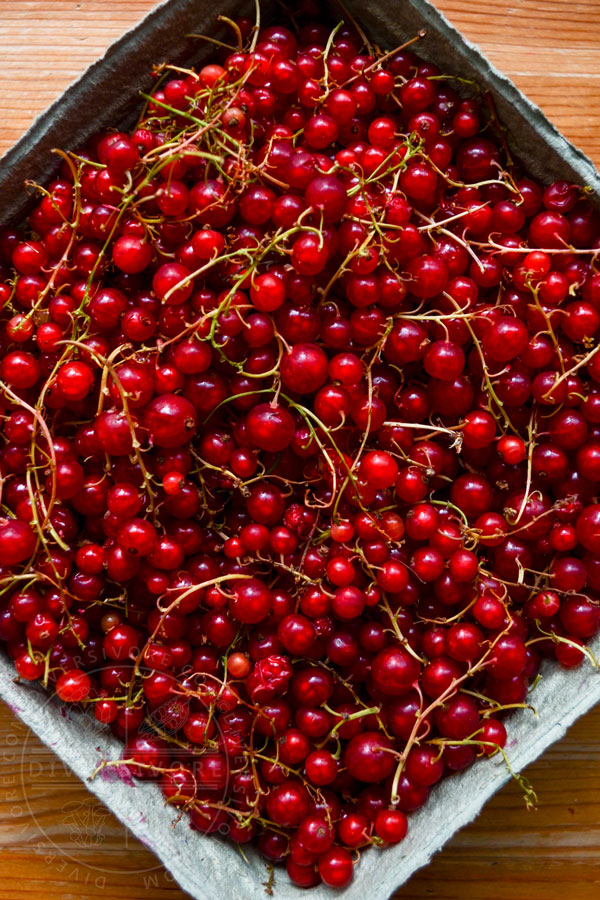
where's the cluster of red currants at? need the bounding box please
[0,4,599,889]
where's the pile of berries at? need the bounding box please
[0,4,599,889]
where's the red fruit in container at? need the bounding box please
[1,9,598,893]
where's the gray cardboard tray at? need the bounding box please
[1,2,600,898]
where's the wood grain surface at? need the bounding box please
[0,2,600,899]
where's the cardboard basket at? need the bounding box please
[1,2,599,898]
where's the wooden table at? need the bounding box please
[0,2,599,899]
